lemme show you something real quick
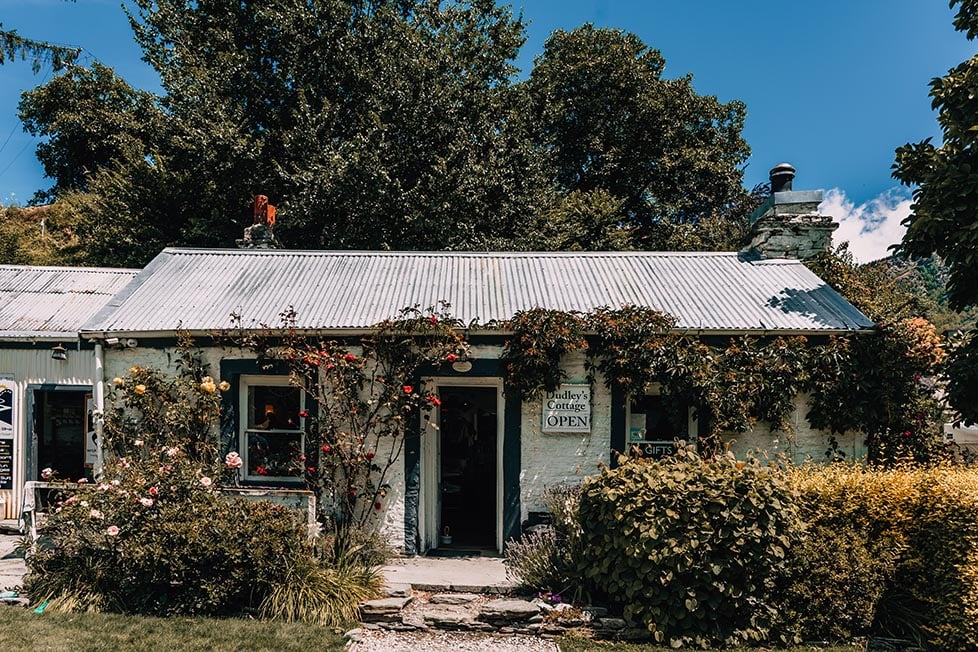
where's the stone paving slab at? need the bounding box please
[381,556,515,594]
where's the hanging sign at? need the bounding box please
[542,384,591,433]
[0,375,13,437]
[0,374,13,490]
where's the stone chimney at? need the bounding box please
[236,195,281,249]
[743,163,836,260]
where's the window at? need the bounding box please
[627,391,695,459]
[240,375,304,482]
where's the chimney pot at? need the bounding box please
[769,162,796,193]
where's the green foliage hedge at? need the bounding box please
[788,464,978,650]
[511,459,978,649]
[576,448,804,647]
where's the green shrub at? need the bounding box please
[577,447,804,647]
[505,484,584,597]
[788,463,978,650]
[259,552,379,627]
[26,452,315,617]
[773,524,899,643]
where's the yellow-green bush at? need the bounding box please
[787,464,978,650]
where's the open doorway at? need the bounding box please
[32,388,93,482]
[436,386,498,552]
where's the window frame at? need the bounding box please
[625,384,698,458]
[239,374,306,483]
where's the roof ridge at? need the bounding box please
[161,247,747,257]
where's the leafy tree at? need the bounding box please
[893,0,978,422]
[894,0,978,309]
[19,63,165,202]
[0,22,78,72]
[19,1,756,264]
[524,24,751,250]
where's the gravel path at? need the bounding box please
[348,629,561,652]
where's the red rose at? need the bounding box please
[403,385,413,394]
[365,452,375,460]
[374,502,382,510]
[428,316,438,324]
[445,353,458,363]
[149,486,159,496]
[344,353,356,363]
[256,465,268,476]
[306,466,316,474]
[298,410,309,418]
[299,454,306,462]
[303,356,320,367]
[427,395,442,406]
[321,444,331,453]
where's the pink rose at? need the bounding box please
[106,525,120,536]
[200,476,213,487]
[139,497,155,507]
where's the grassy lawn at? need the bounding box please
[556,636,863,652]
[0,608,346,652]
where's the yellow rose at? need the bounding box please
[200,380,216,393]
[219,380,230,392]
[134,384,146,395]
[112,377,123,386]
[130,366,141,374]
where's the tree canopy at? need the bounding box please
[892,0,978,423]
[893,0,978,310]
[14,0,754,266]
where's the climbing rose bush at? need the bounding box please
[26,341,377,620]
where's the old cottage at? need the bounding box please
[0,264,137,518]
[68,167,872,554]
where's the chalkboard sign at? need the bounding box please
[0,437,13,490]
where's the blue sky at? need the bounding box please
[1,0,974,260]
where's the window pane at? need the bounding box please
[629,395,688,442]
[246,430,303,478]
[247,385,301,430]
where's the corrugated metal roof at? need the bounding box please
[0,265,138,339]
[82,248,875,335]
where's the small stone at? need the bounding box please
[500,627,515,633]
[343,628,364,643]
[428,592,480,605]
[596,617,626,631]
[360,595,413,621]
[381,582,413,598]
[422,605,474,628]
[478,598,541,623]
[619,627,652,641]
[584,605,608,618]
[526,623,542,632]
[528,614,544,623]
[362,623,381,630]
[401,611,427,628]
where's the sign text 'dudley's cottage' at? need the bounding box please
[542,384,591,432]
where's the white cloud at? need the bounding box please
[819,187,912,263]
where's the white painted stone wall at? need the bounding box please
[721,392,865,463]
[101,343,868,550]
[519,350,611,520]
